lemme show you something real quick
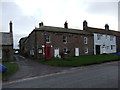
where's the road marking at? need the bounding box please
[3,69,75,85]
[3,61,119,86]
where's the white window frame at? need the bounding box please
[84,37,88,44]
[30,49,34,55]
[38,48,43,54]
[97,34,101,40]
[110,35,114,41]
[106,35,108,39]
[63,36,68,43]
[107,46,109,50]
[111,45,115,50]
[84,47,88,54]
[46,35,51,43]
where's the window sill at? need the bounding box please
[46,42,51,43]
[63,42,67,44]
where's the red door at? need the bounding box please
[45,44,53,60]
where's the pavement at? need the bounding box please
[2,60,119,88]
[3,55,71,83]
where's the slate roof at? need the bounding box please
[0,32,13,45]
[35,26,93,35]
[88,27,120,36]
[19,37,27,44]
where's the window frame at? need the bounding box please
[111,45,115,50]
[97,34,101,40]
[63,48,68,54]
[84,47,88,54]
[46,35,51,43]
[110,35,114,41]
[63,36,68,43]
[84,37,88,44]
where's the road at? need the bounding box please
[3,55,71,82]
[3,61,119,88]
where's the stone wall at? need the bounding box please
[2,45,14,61]
[22,30,94,60]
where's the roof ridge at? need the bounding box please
[40,25,83,31]
[88,26,118,32]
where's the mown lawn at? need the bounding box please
[2,62,19,79]
[36,54,120,67]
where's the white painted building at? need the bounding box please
[93,33,116,55]
[83,20,117,55]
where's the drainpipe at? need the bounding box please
[35,31,38,59]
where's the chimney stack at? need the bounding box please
[105,24,109,31]
[83,20,88,30]
[39,22,44,27]
[9,21,13,33]
[64,21,68,29]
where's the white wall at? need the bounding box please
[94,33,116,54]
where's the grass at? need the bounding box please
[2,62,19,79]
[35,54,120,67]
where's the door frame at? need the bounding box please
[45,44,53,60]
[54,48,60,58]
[75,48,79,56]
[96,45,101,55]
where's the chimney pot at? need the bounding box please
[39,22,44,28]
[9,21,13,33]
[64,21,68,29]
[83,20,88,30]
[105,24,109,31]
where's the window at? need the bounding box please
[38,48,42,54]
[111,45,115,50]
[30,49,34,55]
[106,35,108,39]
[84,37,88,44]
[63,48,68,54]
[84,47,88,54]
[63,36,67,43]
[107,46,109,49]
[46,35,50,43]
[110,36,114,41]
[97,34,101,40]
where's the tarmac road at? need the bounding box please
[3,60,119,88]
[3,55,71,82]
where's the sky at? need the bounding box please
[1,0,119,49]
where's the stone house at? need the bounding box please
[83,20,120,54]
[0,21,14,61]
[19,21,94,60]
[19,37,27,56]
[19,20,120,60]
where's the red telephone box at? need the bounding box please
[45,44,53,60]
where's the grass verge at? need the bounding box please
[2,62,19,79]
[35,54,120,67]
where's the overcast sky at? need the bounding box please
[1,0,119,49]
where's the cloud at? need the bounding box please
[13,34,28,49]
[2,2,23,32]
[86,2,118,16]
[2,0,118,49]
